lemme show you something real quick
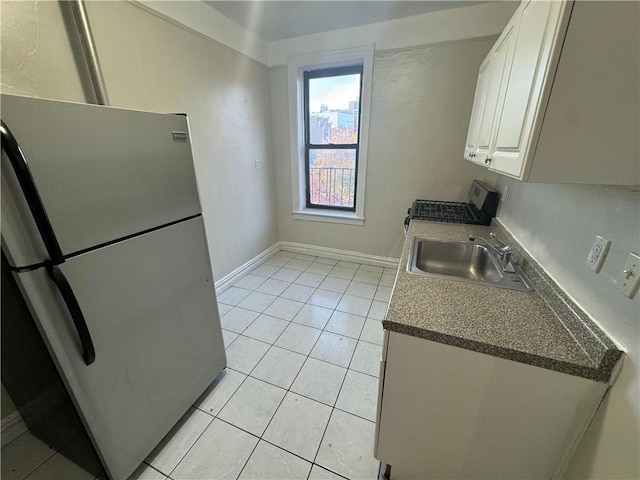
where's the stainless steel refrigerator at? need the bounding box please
[1,94,227,480]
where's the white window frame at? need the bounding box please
[287,45,374,226]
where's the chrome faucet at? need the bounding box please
[468,233,515,273]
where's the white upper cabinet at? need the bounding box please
[464,0,640,185]
[475,19,518,167]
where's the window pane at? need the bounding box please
[308,74,360,145]
[308,149,356,208]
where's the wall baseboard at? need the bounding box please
[214,241,400,293]
[1,411,27,447]
[214,243,281,293]
[278,242,399,269]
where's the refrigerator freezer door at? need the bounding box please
[14,217,226,480]
[1,94,202,268]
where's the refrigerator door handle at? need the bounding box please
[46,263,96,366]
[0,120,65,265]
[1,120,95,365]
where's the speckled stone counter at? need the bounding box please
[383,220,623,383]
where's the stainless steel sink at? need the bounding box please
[407,237,532,291]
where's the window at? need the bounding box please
[288,46,374,225]
[304,66,362,211]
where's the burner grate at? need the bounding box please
[413,200,479,223]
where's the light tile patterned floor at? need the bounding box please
[1,251,392,480]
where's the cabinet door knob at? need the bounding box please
[485,157,491,164]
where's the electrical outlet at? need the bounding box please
[616,253,640,298]
[254,159,261,170]
[586,235,611,272]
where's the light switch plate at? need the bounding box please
[586,235,611,272]
[617,253,640,298]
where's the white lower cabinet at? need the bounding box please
[374,331,608,479]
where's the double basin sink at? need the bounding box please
[407,237,532,292]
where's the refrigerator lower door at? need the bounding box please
[14,217,226,480]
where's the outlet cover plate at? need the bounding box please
[617,252,640,298]
[586,235,611,272]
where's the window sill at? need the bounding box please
[292,210,365,226]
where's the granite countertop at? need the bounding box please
[383,220,623,383]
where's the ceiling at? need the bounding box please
[204,1,491,42]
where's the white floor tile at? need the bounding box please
[335,294,372,317]
[336,261,361,269]
[250,346,306,389]
[222,329,239,348]
[292,304,333,329]
[263,393,332,462]
[171,419,258,480]
[264,297,304,321]
[307,289,343,309]
[146,407,213,475]
[195,369,247,416]
[379,273,396,287]
[309,332,357,368]
[324,311,366,339]
[233,274,267,290]
[305,263,333,275]
[239,441,311,480]
[327,266,357,281]
[359,320,384,345]
[237,291,278,313]
[242,314,289,344]
[284,258,313,271]
[220,307,260,333]
[281,284,316,303]
[308,465,345,480]
[295,254,317,261]
[217,303,233,316]
[318,277,350,294]
[24,452,94,480]
[349,341,381,377]
[218,287,252,306]
[294,272,326,288]
[314,257,338,265]
[276,250,297,258]
[384,267,398,275]
[290,357,347,406]
[226,336,270,374]
[264,256,291,267]
[374,285,392,302]
[316,410,379,480]
[358,264,384,274]
[256,278,291,296]
[218,377,286,436]
[275,323,322,355]
[367,301,388,321]
[352,269,382,285]
[1,432,55,480]
[126,463,166,480]
[252,264,281,278]
[335,370,378,422]
[271,268,302,283]
[345,281,377,299]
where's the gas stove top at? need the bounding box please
[404,180,498,233]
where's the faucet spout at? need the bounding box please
[468,233,515,273]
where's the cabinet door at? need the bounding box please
[474,18,518,167]
[489,0,567,178]
[464,57,491,164]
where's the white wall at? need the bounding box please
[269,38,497,259]
[0,0,278,282]
[494,177,640,479]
